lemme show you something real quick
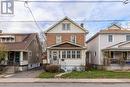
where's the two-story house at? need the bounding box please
[0,32,42,73]
[45,17,88,71]
[86,24,130,70]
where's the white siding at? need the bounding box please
[87,35,100,65]
[47,20,85,33]
[99,34,127,65]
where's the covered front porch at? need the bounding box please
[103,50,130,70]
[3,51,29,73]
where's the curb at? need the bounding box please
[0,78,130,83]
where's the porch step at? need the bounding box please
[5,66,16,74]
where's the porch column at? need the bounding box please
[4,53,8,65]
[47,50,50,63]
[20,51,23,65]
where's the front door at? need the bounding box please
[52,51,59,64]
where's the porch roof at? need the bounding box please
[47,42,86,50]
[102,41,130,51]
[0,33,37,51]
[102,48,130,51]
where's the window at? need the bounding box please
[108,35,113,42]
[62,23,70,30]
[67,51,71,58]
[0,37,15,42]
[72,51,76,58]
[71,35,76,43]
[29,51,32,56]
[62,51,66,58]
[94,52,96,57]
[56,35,62,44]
[126,35,130,41]
[77,51,81,58]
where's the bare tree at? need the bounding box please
[0,44,7,65]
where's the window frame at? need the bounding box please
[77,50,81,58]
[67,50,71,58]
[62,23,70,30]
[71,35,76,44]
[62,50,66,59]
[56,35,62,44]
[126,35,130,41]
[108,35,113,42]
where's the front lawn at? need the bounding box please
[38,72,59,78]
[61,70,130,78]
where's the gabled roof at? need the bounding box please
[0,33,38,51]
[86,24,130,43]
[44,17,88,33]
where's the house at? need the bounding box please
[45,17,88,71]
[0,32,42,73]
[86,24,130,70]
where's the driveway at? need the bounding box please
[8,68,44,78]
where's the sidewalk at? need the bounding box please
[0,78,130,83]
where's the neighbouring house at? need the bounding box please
[0,32,42,73]
[45,17,88,71]
[86,24,130,70]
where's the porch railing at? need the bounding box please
[104,58,130,66]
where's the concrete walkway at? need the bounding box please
[0,78,130,83]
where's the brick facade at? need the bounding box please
[46,33,85,47]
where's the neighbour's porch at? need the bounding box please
[4,51,28,66]
[103,50,130,70]
[1,51,29,73]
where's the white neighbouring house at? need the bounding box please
[45,17,88,71]
[86,24,130,70]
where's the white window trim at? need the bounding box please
[71,35,76,44]
[56,35,62,44]
[126,35,130,41]
[28,51,32,56]
[108,34,113,42]
[62,23,70,30]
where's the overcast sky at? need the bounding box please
[0,0,130,38]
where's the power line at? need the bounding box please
[1,20,130,22]
[24,1,47,42]
[14,0,128,3]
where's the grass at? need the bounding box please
[61,70,130,79]
[38,72,59,78]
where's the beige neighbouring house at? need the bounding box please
[86,24,130,70]
[0,32,42,73]
[45,17,88,71]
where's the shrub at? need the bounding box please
[42,63,50,70]
[45,64,60,73]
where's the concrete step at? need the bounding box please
[5,66,16,74]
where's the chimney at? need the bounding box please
[80,23,84,28]
[0,30,2,33]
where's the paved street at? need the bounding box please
[0,83,130,87]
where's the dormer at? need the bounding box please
[0,35,15,43]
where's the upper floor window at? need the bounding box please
[56,35,62,44]
[0,36,15,43]
[108,35,113,42]
[71,35,76,44]
[126,35,130,41]
[62,23,70,30]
